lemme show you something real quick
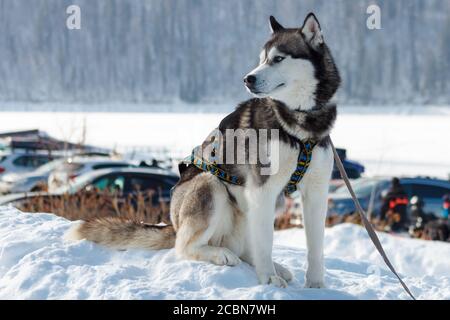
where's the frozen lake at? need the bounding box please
[1,106,449,178]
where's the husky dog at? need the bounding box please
[68,13,340,288]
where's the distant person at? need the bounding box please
[150,159,160,168]
[139,160,148,167]
[409,196,427,220]
[380,177,409,231]
[139,159,161,168]
[442,194,450,219]
[408,196,436,238]
[422,219,450,242]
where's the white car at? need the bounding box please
[0,152,57,177]
[0,158,64,194]
[47,157,136,192]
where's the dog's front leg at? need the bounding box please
[245,187,287,288]
[302,188,328,288]
[301,146,334,288]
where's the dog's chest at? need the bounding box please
[228,141,299,209]
[264,140,299,188]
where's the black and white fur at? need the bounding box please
[68,13,341,288]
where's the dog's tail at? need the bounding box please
[65,217,176,250]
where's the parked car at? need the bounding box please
[331,148,365,180]
[0,139,8,151]
[47,157,137,192]
[328,177,450,218]
[58,167,179,202]
[327,149,365,193]
[0,167,179,208]
[0,158,65,194]
[0,151,58,177]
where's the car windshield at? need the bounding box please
[0,153,8,162]
[59,161,84,172]
[34,159,64,174]
[333,178,383,198]
[56,173,95,194]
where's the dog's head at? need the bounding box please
[244,13,340,110]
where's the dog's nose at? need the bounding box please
[244,75,257,85]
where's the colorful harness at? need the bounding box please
[187,139,316,196]
[190,152,243,185]
[283,140,316,195]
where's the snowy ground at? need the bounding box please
[1,105,449,178]
[0,206,449,300]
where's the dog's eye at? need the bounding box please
[273,56,285,63]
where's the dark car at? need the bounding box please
[332,148,365,180]
[328,177,450,218]
[328,148,365,193]
[66,167,179,202]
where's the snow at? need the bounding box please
[1,206,449,300]
[1,106,449,178]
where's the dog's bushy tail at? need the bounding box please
[65,217,175,250]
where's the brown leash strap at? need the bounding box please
[330,138,416,300]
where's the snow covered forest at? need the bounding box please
[0,0,449,110]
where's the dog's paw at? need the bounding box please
[305,263,325,288]
[274,262,294,282]
[211,248,241,266]
[258,273,288,288]
[268,275,288,288]
[304,279,326,289]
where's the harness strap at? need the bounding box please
[330,138,416,300]
[188,139,316,194]
[284,140,316,195]
[189,153,244,185]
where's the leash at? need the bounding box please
[330,138,416,300]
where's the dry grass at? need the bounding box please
[16,190,170,224]
[274,212,300,230]
[20,191,301,230]
[276,208,395,232]
[21,193,444,241]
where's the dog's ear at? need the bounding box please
[300,13,323,49]
[269,16,284,33]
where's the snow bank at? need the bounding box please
[0,206,449,300]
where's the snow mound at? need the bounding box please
[0,206,449,300]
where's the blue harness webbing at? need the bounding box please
[190,153,243,185]
[283,140,316,195]
[186,140,317,196]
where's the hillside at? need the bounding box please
[0,0,449,108]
